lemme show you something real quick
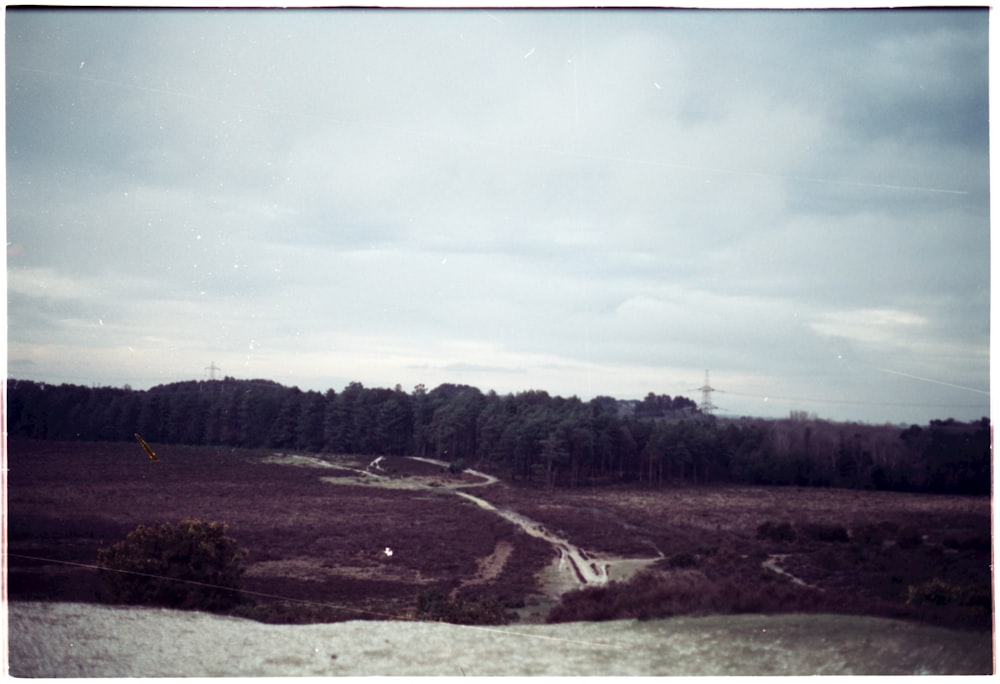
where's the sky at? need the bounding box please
[5,7,991,425]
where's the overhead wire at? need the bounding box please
[5,552,623,650]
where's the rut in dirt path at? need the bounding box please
[451,490,611,585]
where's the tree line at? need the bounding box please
[7,377,990,495]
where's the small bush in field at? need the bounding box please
[907,578,992,610]
[97,519,247,611]
[667,552,698,569]
[756,521,796,542]
[799,522,849,543]
[907,578,963,606]
[414,587,511,625]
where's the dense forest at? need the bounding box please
[7,377,991,495]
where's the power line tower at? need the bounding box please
[205,361,220,381]
[698,369,717,414]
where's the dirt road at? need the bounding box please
[271,452,661,596]
[407,457,661,591]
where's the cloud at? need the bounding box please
[8,266,101,301]
[810,308,928,346]
[5,8,989,424]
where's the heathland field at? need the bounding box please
[6,438,993,675]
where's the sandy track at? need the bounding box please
[7,601,991,676]
[405,457,659,590]
[273,452,655,594]
[405,456,499,486]
[463,540,513,587]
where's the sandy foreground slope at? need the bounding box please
[6,601,993,677]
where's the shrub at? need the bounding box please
[546,569,833,624]
[799,522,849,543]
[97,519,247,611]
[756,521,796,542]
[667,552,698,569]
[907,578,962,606]
[414,587,511,625]
[907,577,992,610]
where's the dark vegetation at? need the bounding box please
[96,519,247,610]
[7,439,552,624]
[7,437,991,632]
[413,587,513,625]
[547,568,835,623]
[6,376,992,632]
[547,530,993,630]
[491,483,992,631]
[7,377,991,494]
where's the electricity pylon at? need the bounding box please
[205,361,220,381]
[698,369,717,414]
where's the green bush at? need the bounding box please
[97,519,248,611]
[414,587,511,625]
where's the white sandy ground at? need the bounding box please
[5,601,993,677]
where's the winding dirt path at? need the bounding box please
[264,452,659,597]
[405,456,498,487]
[403,457,662,593]
[403,457,654,588]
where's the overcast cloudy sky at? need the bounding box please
[6,8,990,424]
